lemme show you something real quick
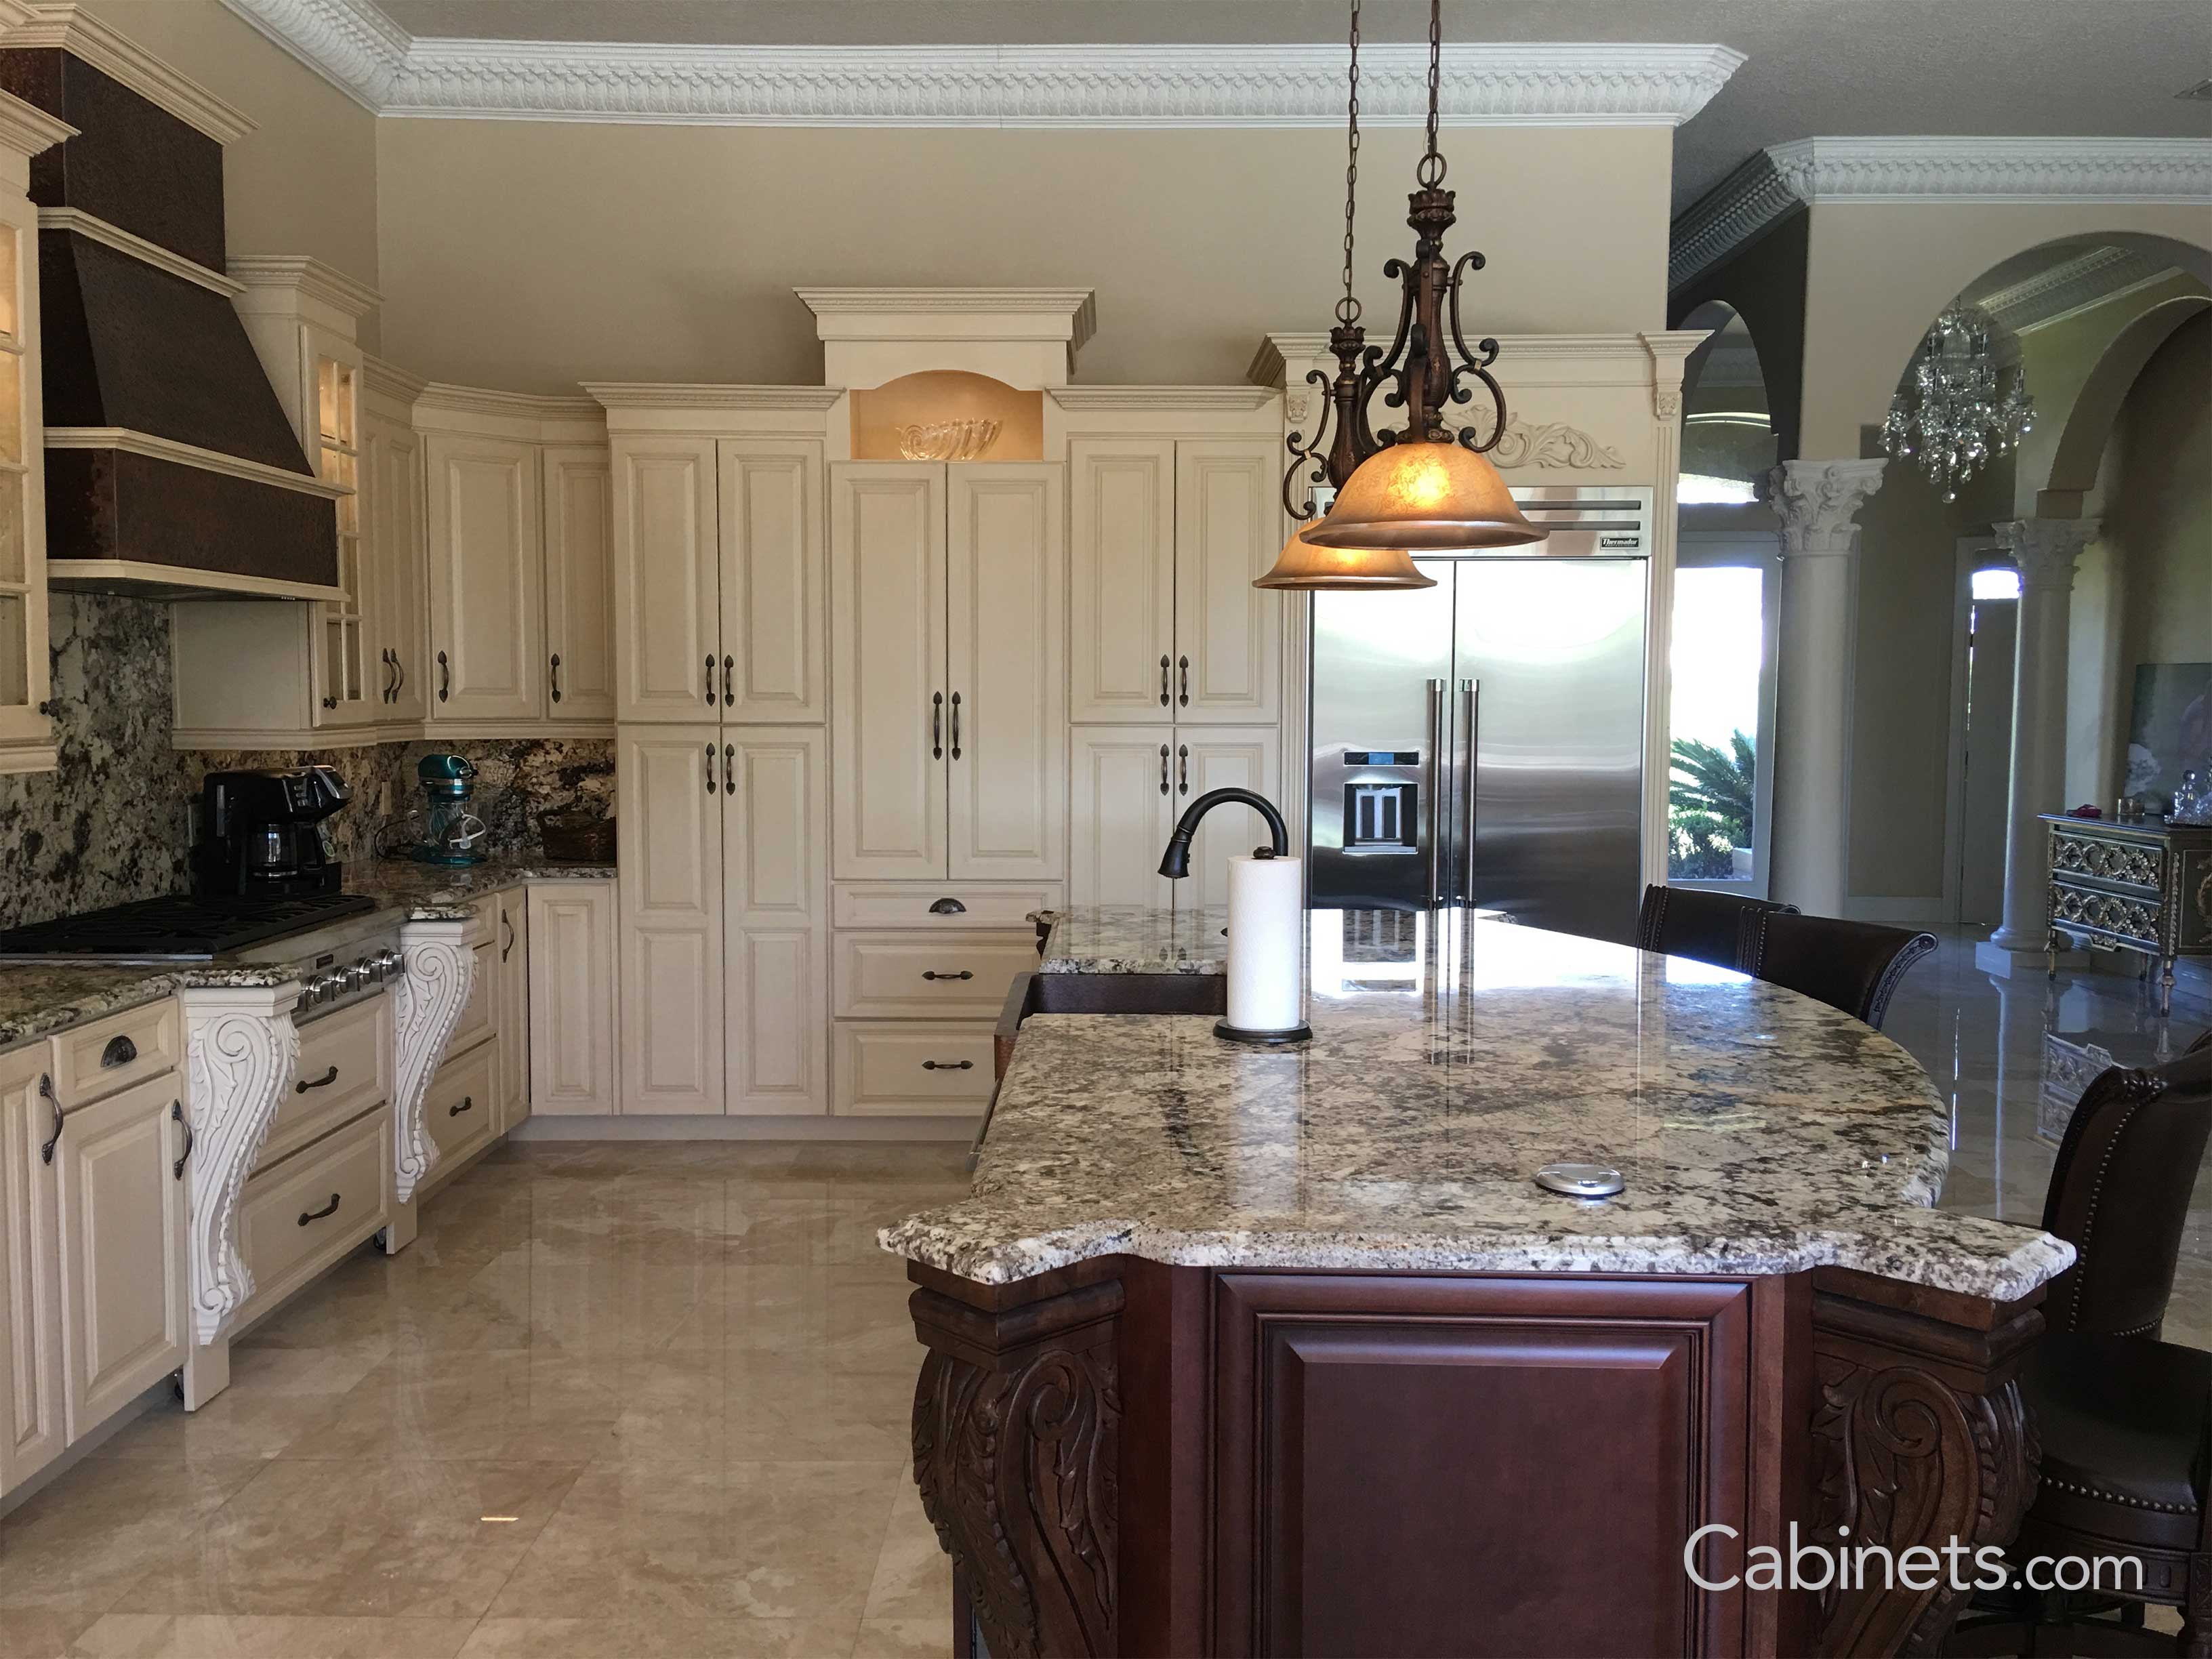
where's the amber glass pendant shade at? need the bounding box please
[1253,521,1437,590]
[1300,441,1546,553]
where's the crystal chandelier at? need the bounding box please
[1880,305,2033,502]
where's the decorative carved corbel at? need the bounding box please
[182,982,302,1345]
[391,918,474,1203]
[910,1270,1124,1659]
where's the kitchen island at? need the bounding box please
[884,908,2071,1658]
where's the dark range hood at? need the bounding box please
[0,14,342,598]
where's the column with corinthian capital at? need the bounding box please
[1981,516,2100,961]
[1765,458,1888,916]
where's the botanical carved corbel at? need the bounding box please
[391,918,474,1202]
[910,1271,1124,1659]
[183,983,302,1345]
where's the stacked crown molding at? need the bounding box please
[211,0,1741,127]
[1670,136,2212,293]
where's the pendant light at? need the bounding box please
[1261,0,1543,581]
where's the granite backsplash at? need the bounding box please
[0,594,614,932]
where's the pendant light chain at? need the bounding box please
[1418,0,1446,188]
[1336,0,1363,326]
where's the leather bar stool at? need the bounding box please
[1951,1032,2212,1656]
[1633,884,1796,972]
[1732,909,1937,1031]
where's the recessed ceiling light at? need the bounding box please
[2177,78,2212,101]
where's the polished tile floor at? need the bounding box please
[1,935,2205,1659]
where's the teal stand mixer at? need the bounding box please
[412,754,489,865]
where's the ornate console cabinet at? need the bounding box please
[2043,814,2212,1014]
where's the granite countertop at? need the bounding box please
[1040,904,1231,973]
[0,859,615,1054]
[883,913,2074,1301]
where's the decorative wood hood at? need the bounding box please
[0,4,344,600]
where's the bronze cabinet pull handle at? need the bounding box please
[920,970,975,981]
[39,1073,60,1164]
[705,655,718,705]
[704,743,716,794]
[392,653,405,698]
[920,1059,974,1071]
[1179,743,1189,795]
[1179,655,1189,707]
[295,1065,340,1093]
[1159,743,1170,796]
[298,1193,341,1225]
[171,1099,192,1180]
[724,743,735,796]
[501,909,516,961]
[931,692,943,759]
[722,655,734,706]
[100,1033,137,1069]
[437,651,450,701]
[550,653,562,704]
[1160,655,1170,706]
[449,1095,475,1117]
[949,691,962,760]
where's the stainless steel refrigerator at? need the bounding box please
[1307,487,1652,944]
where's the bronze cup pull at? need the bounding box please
[100,1033,137,1069]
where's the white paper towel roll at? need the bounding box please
[1225,854,1305,1035]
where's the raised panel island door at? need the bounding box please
[724,729,829,1115]
[426,432,544,723]
[367,410,428,724]
[1176,726,1283,914]
[1069,726,1176,909]
[55,1075,188,1443]
[1174,439,1282,725]
[613,438,718,723]
[1069,439,1176,724]
[528,882,617,1115]
[617,729,724,1115]
[949,466,1065,882]
[832,464,947,880]
[0,1050,64,1492]
[718,441,825,724]
[541,446,616,723]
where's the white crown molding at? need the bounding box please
[1671,137,2212,292]
[581,383,847,411]
[12,3,257,143]
[798,287,1099,354]
[361,353,427,405]
[1048,386,1277,412]
[0,87,74,159]
[226,253,382,317]
[413,382,607,436]
[41,207,241,294]
[207,5,1742,129]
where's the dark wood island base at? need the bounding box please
[909,1258,2044,1659]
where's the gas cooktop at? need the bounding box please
[0,892,378,964]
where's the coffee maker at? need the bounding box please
[194,766,351,896]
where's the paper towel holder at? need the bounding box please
[1214,845,1311,1044]
[1156,792,1311,1046]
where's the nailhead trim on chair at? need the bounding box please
[2060,1082,2167,1331]
[2041,1474,2201,1515]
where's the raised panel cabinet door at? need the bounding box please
[718,441,825,724]
[613,438,719,722]
[527,883,618,1116]
[722,728,829,1116]
[366,409,429,724]
[1175,725,1283,914]
[1069,438,1176,724]
[1174,439,1282,724]
[425,431,545,722]
[496,893,531,1128]
[54,1075,188,1443]
[831,464,948,880]
[948,465,1065,882]
[617,728,724,1115]
[541,445,617,723]
[1069,726,1177,909]
[0,1052,64,1493]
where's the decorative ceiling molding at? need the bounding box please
[1671,136,2212,292]
[208,3,1743,128]
[12,3,258,142]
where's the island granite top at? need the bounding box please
[883,912,2073,1301]
[1039,904,1231,973]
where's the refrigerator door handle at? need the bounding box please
[1461,678,1479,905]
[1425,678,1445,906]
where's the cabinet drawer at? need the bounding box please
[445,936,499,1057]
[239,1105,390,1328]
[834,1023,994,1116]
[832,883,1061,931]
[51,999,182,1108]
[834,933,1040,1018]
[261,994,392,1171]
[424,1038,498,1174]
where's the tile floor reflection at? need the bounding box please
[1,937,2205,1658]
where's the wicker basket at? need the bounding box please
[539,811,615,865]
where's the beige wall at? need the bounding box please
[82,0,381,335]
[373,121,1673,393]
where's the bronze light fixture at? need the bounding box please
[1256,0,1543,590]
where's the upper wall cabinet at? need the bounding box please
[0,96,64,776]
[542,447,616,723]
[1069,436,1282,726]
[611,436,826,726]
